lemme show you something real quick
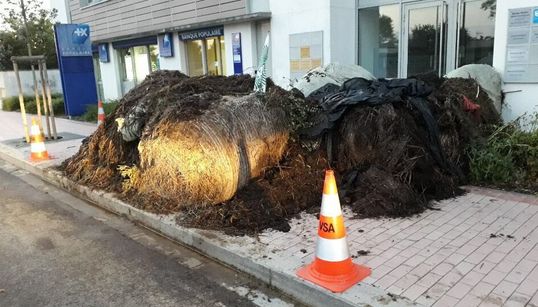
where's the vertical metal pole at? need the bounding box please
[13,61,30,143]
[38,61,52,139]
[42,61,57,139]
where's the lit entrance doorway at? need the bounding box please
[181,27,226,76]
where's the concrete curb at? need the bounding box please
[0,146,416,307]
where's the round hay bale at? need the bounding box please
[445,64,502,112]
[136,93,289,206]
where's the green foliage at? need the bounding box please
[52,98,64,115]
[468,113,538,190]
[1,95,31,111]
[78,100,119,122]
[1,94,64,115]
[0,0,58,70]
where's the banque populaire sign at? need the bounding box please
[178,27,224,41]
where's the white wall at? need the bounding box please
[493,0,538,122]
[266,0,357,87]
[224,22,258,76]
[100,46,123,100]
[268,0,332,87]
[0,70,63,98]
[329,0,357,65]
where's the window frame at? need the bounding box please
[358,0,494,78]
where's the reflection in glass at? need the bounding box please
[92,54,104,100]
[458,0,495,67]
[359,5,400,78]
[119,48,134,81]
[407,5,446,76]
[149,45,160,72]
[187,40,204,76]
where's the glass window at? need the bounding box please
[358,5,400,78]
[133,46,150,84]
[119,48,134,82]
[92,54,104,100]
[458,0,495,67]
[80,0,105,7]
[186,40,204,76]
[206,36,226,76]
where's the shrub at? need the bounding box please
[78,100,118,122]
[25,100,38,114]
[2,96,33,111]
[2,95,65,116]
[468,113,538,191]
[52,98,65,115]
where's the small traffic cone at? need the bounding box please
[97,100,105,125]
[296,169,371,293]
[29,117,49,161]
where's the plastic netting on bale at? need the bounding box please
[135,93,289,209]
[62,71,263,195]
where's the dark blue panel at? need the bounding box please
[158,33,173,57]
[232,32,243,75]
[55,24,92,57]
[112,36,158,49]
[58,56,98,116]
[55,24,98,117]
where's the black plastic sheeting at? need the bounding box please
[303,77,457,176]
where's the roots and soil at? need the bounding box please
[61,71,500,235]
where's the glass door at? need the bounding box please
[456,0,496,67]
[92,54,104,101]
[401,1,448,77]
[133,46,150,85]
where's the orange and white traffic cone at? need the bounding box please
[97,100,105,125]
[296,169,371,293]
[29,117,49,162]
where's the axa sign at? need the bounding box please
[72,25,90,44]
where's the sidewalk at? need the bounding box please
[1,110,538,307]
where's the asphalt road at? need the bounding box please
[0,159,296,307]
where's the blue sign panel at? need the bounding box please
[179,26,224,40]
[98,43,109,63]
[533,8,538,24]
[232,32,243,75]
[55,24,91,57]
[54,24,98,116]
[158,33,174,57]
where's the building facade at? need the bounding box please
[66,0,538,121]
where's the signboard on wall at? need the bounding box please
[289,31,323,81]
[178,26,224,41]
[232,32,243,75]
[55,24,92,57]
[54,24,98,116]
[98,43,109,63]
[158,33,174,57]
[504,7,538,83]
